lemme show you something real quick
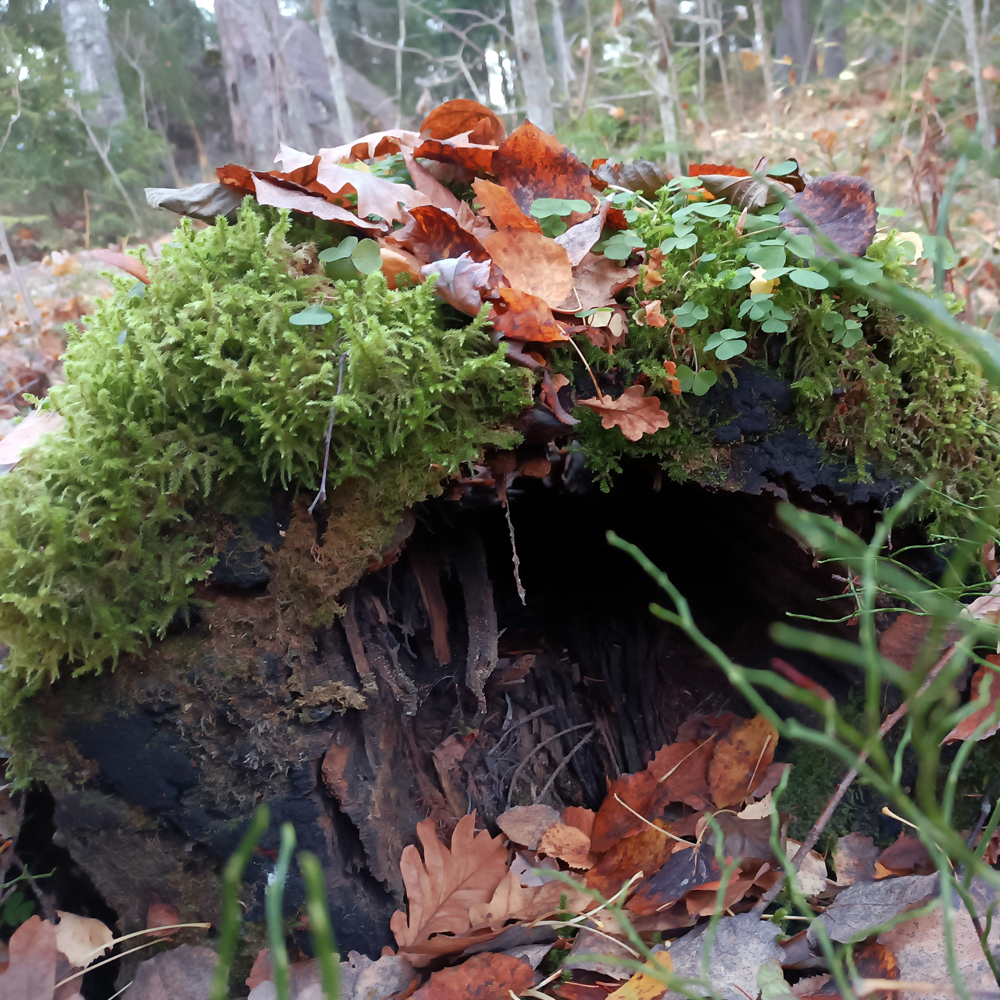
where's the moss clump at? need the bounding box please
[0,201,531,698]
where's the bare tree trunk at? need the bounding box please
[550,0,575,102]
[215,0,316,167]
[696,0,710,129]
[59,0,127,129]
[647,0,682,176]
[311,0,356,142]
[712,0,734,121]
[752,0,779,128]
[960,0,994,149]
[510,0,555,131]
[395,0,406,127]
[778,0,810,83]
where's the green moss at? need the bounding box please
[0,200,531,703]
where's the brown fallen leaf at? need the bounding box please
[607,952,673,999]
[577,386,671,442]
[91,248,150,284]
[496,804,561,850]
[319,129,421,164]
[555,204,614,267]
[0,410,66,471]
[814,129,838,153]
[122,943,217,1000]
[490,288,569,343]
[411,951,536,1000]
[472,178,541,232]
[53,911,113,968]
[538,823,597,869]
[877,834,934,876]
[422,254,501,316]
[778,172,878,258]
[944,657,1000,743]
[421,99,507,145]
[402,151,465,216]
[0,916,57,1000]
[379,245,424,290]
[492,121,595,217]
[252,175,386,230]
[390,812,510,962]
[809,873,938,944]
[313,157,430,224]
[878,612,964,672]
[708,713,778,808]
[564,928,635,981]
[833,832,879,886]
[481,228,574,308]
[554,253,640,313]
[563,806,596,839]
[145,902,181,939]
[593,160,672,199]
[392,206,489,263]
[626,842,721,916]
[586,823,676,899]
[412,136,496,174]
[467,871,526,931]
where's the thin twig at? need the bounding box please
[506,723,593,807]
[533,728,593,804]
[308,351,348,515]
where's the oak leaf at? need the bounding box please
[392,206,489,263]
[411,951,536,1000]
[490,288,569,343]
[390,813,510,960]
[943,658,1000,743]
[687,163,793,211]
[496,804,561,850]
[403,151,465,215]
[577,386,670,442]
[472,178,541,232]
[708,713,778,808]
[492,121,595,217]
[481,228,574,308]
[378,245,424,290]
[312,157,430,224]
[563,806,596,839]
[554,253,640,313]
[421,99,507,145]
[467,871,527,931]
[778,172,878,258]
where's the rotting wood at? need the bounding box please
[451,531,499,714]
[343,592,378,696]
[409,538,452,666]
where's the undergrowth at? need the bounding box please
[0,200,531,700]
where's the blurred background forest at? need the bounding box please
[3,0,1000,315]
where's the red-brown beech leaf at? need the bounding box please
[577,386,670,442]
[709,713,778,808]
[626,842,721,916]
[391,206,490,264]
[943,657,1000,743]
[688,162,750,177]
[412,136,496,174]
[553,253,639,314]
[412,952,536,999]
[778,172,878,258]
[312,157,430,224]
[492,121,595,217]
[592,159,672,198]
[472,178,541,231]
[319,129,421,164]
[481,228,574,308]
[490,288,569,343]
[878,834,934,876]
[0,915,57,999]
[91,248,150,284]
[420,99,507,145]
[586,823,676,898]
[403,151,464,215]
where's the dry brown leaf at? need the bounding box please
[492,121,595,217]
[810,874,938,944]
[878,613,964,672]
[778,172,878,258]
[481,228,574,308]
[379,245,424,290]
[319,129,421,164]
[740,49,761,71]
[607,953,672,999]
[54,911,113,968]
[708,713,778,808]
[391,206,489,263]
[586,824,676,899]
[411,951,536,1000]
[91,248,150,284]
[420,99,507,145]
[0,916,57,1000]
[694,172,793,212]
[577,386,670,442]
[412,136,496,174]
[833,832,879,886]
[555,203,614,267]
[562,806,596,839]
[391,813,509,963]
[626,842,721,916]
[496,804,561,850]
[467,871,527,931]
[252,175,385,231]
[813,129,837,153]
[0,410,66,471]
[490,288,569,343]
[554,253,640,313]
[145,902,181,939]
[593,160,671,199]
[313,157,430,224]
[472,178,541,232]
[538,823,597,869]
[877,834,934,876]
[944,657,1000,743]
[422,254,501,316]
[402,152,464,215]
[785,840,830,897]
[505,877,593,923]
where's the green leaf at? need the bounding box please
[690,201,733,219]
[350,239,383,275]
[789,268,830,289]
[692,369,718,395]
[746,243,786,270]
[758,958,796,1000]
[714,339,747,360]
[728,267,754,289]
[761,318,788,333]
[762,267,793,280]
[877,206,905,217]
[676,364,696,391]
[785,234,815,258]
[669,176,704,190]
[839,257,884,285]
[289,305,334,326]
[319,236,358,262]
[673,222,695,237]
[768,160,799,176]
[530,197,593,219]
[742,214,781,233]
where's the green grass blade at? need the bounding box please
[298,851,341,1000]
[266,822,297,1000]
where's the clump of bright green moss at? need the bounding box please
[0,202,531,697]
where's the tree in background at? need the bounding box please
[59,0,125,128]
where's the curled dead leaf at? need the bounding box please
[421,99,507,145]
[91,248,150,284]
[593,159,671,198]
[577,385,671,442]
[481,228,574,308]
[778,172,878,258]
[422,254,501,316]
[490,288,569,343]
[944,657,1000,743]
[391,206,489,263]
[54,911,114,968]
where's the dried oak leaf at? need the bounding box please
[778,172,878,258]
[0,915,57,1000]
[708,713,778,808]
[490,288,569,343]
[833,832,879,886]
[482,228,574,308]
[379,245,424,290]
[311,157,430,224]
[496,804,561,850]
[538,823,596,869]
[391,813,510,963]
[577,386,670,442]
[422,254,501,316]
[593,160,671,198]
[492,121,595,217]
[252,175,385,231]
[91,248,150,284]
[411,951,536,1000]
[421,100,507,145]
[586,824,676,899]
[626,842,721,916]
[392,206,489,263]
[944,657,1000,743]
[472,178,541,231]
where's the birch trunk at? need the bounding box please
[59,0,126,129]
[550,0,575,101]
[959,0,994,149]
[647,0,682,176]
[752,0,779,128]
[510,0,555,131]
[312,0,357,142]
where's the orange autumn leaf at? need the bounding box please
[472,178,541,232]
[586,823,676,898]
[563,806,596,839]
[252,175,385,231]
[492,121,595,216]
[708,714,778,808]
[639,301,668,327]
[392,206,490,264]
[481,228,574,308]
[379,245,424,290]
[412,952,536,1000]
[944,656,1000,743]
[412,136,496,174]
[643,266,664,292]
[813,128,838,153]
[577,385,671,442]
[91,248,150,284]
[491,288,569,343]
[390,813,510,960]
[320,128,421,164]
[421,99,507,145]
[311,156,430,224]
[538,823,597,869]
[688,162,750,177]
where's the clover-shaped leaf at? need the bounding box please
[705,328,747,360]
[676,365,718,395]
[789,268,830,289]
[289,305,334,326]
